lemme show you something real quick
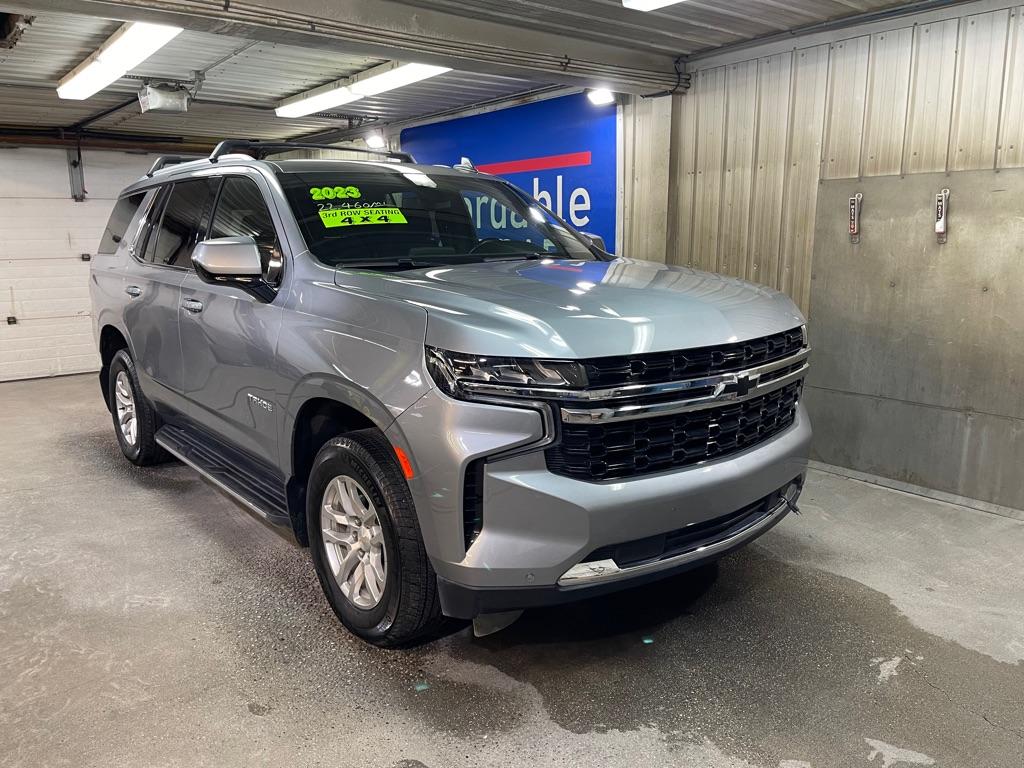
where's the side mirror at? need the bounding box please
[581,232,607,252]
[192,236,263,283]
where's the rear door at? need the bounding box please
[178,173,286,467]
[121,178,219,416]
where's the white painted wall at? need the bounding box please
[0,147,157,381]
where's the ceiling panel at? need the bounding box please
[0,8,551,143]
[401,0,933,55]
[0,11,118,86]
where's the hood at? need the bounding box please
[333,258,805,359]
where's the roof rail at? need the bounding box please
[146,155,188,177]
[208,139,415,164]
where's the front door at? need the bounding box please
[178,173,286,468]
[121,179,217,416]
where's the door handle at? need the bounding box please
[125,285,142,298]
[181,298,204,314]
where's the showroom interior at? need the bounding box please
[0,0,1021,766]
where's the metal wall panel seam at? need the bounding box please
[898,24,920,177]
[746,55,766,283]
[992,7,1017,170]
[996,6,1024,168]
[715,67,731,274]
[776,47,803,291]
[858,33,875,180]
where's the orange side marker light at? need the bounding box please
[394,445,415,479]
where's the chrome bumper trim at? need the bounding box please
[556,485,798,587]
[559,362,807,424]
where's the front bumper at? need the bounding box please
[435,478,801,619]
[389,391,811,618]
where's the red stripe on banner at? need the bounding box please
[476,151,592,175]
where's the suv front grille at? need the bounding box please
[582,326,805,388]
[546,380,802,481]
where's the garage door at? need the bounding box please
[0,147,157,380]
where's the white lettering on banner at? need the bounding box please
[532,177,552,210]
[490,200,507,229]
[533,176,591,226]
[462,178,592,232]
[569,187,591,227]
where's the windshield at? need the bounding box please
[278,168,602,269]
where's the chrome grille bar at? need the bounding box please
[460,346,811,404]
[559,362,808,424]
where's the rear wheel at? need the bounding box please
[307,429,448,647]
[107,349,167,466]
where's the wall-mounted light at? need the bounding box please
[276,61,451,118]
[57,22,182,100]
[365,133,386,149]
[586,88,616,106]
[622,0,688,10]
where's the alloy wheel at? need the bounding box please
[114,370,138,446]
[320,475,387,609]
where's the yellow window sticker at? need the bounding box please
[319,207,408,228]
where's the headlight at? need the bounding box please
[426,346,588,399]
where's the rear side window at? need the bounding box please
[209,176,281,276]
[143,179,219,267]
[98,193,145,254]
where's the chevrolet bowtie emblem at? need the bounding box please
[714,373,759,399]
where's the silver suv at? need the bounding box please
[92,139,811,646]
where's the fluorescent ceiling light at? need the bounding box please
[364,133,386,149]
[622,0,687,10]
[57,22,182,100]
[587,88,615,105]
[275,87,360,119]
[349,63,451,97]
[275,61,451,118]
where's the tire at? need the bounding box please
[307,429,448,647]
[108,349,168,466]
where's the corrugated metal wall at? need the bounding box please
[659,3,1024,312]
[619,95,674,259]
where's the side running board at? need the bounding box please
[155,424,291,528]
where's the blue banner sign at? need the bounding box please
[399,92,617,251]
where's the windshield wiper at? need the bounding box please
[338,258,435,271]
[481,252,565,262]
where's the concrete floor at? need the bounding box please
[1,374,1022,768]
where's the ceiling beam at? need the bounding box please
[9,0,682,94]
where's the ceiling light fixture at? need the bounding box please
[56,22,182,100]
[586,88,616,105]
[276,61,451,119]
[622,0,688,10]
[364,133,387,149]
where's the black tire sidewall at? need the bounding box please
[108,350,143,463]
[307,439,403,640]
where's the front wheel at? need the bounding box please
[307,429,448,647]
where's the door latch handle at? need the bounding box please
[125,285,142,298]
[181,298,204,314]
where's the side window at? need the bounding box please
[98,193,146,254]
[144,179,219,268]
[140,187,171,264]
[209,177,283,285]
